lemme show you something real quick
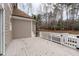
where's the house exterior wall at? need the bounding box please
[3,4,13,48]
[32,20,36,37]
[12,18,32,39]
[2,3,36,48]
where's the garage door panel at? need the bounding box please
[12,19,31,39]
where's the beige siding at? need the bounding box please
[3,3,36,48]
[32,21,36,37]
[4,4,12,47]
[12,18,32,39]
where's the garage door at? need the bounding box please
[12,19,31,39]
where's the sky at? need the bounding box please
[32,3,41,15]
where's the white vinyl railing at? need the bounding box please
[40,31,79,49]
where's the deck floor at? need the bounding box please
[6,37,79,56]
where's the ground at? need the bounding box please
[6,37,79,56]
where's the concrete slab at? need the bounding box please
[5,37,79,56]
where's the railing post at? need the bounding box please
[76,36,79,49]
